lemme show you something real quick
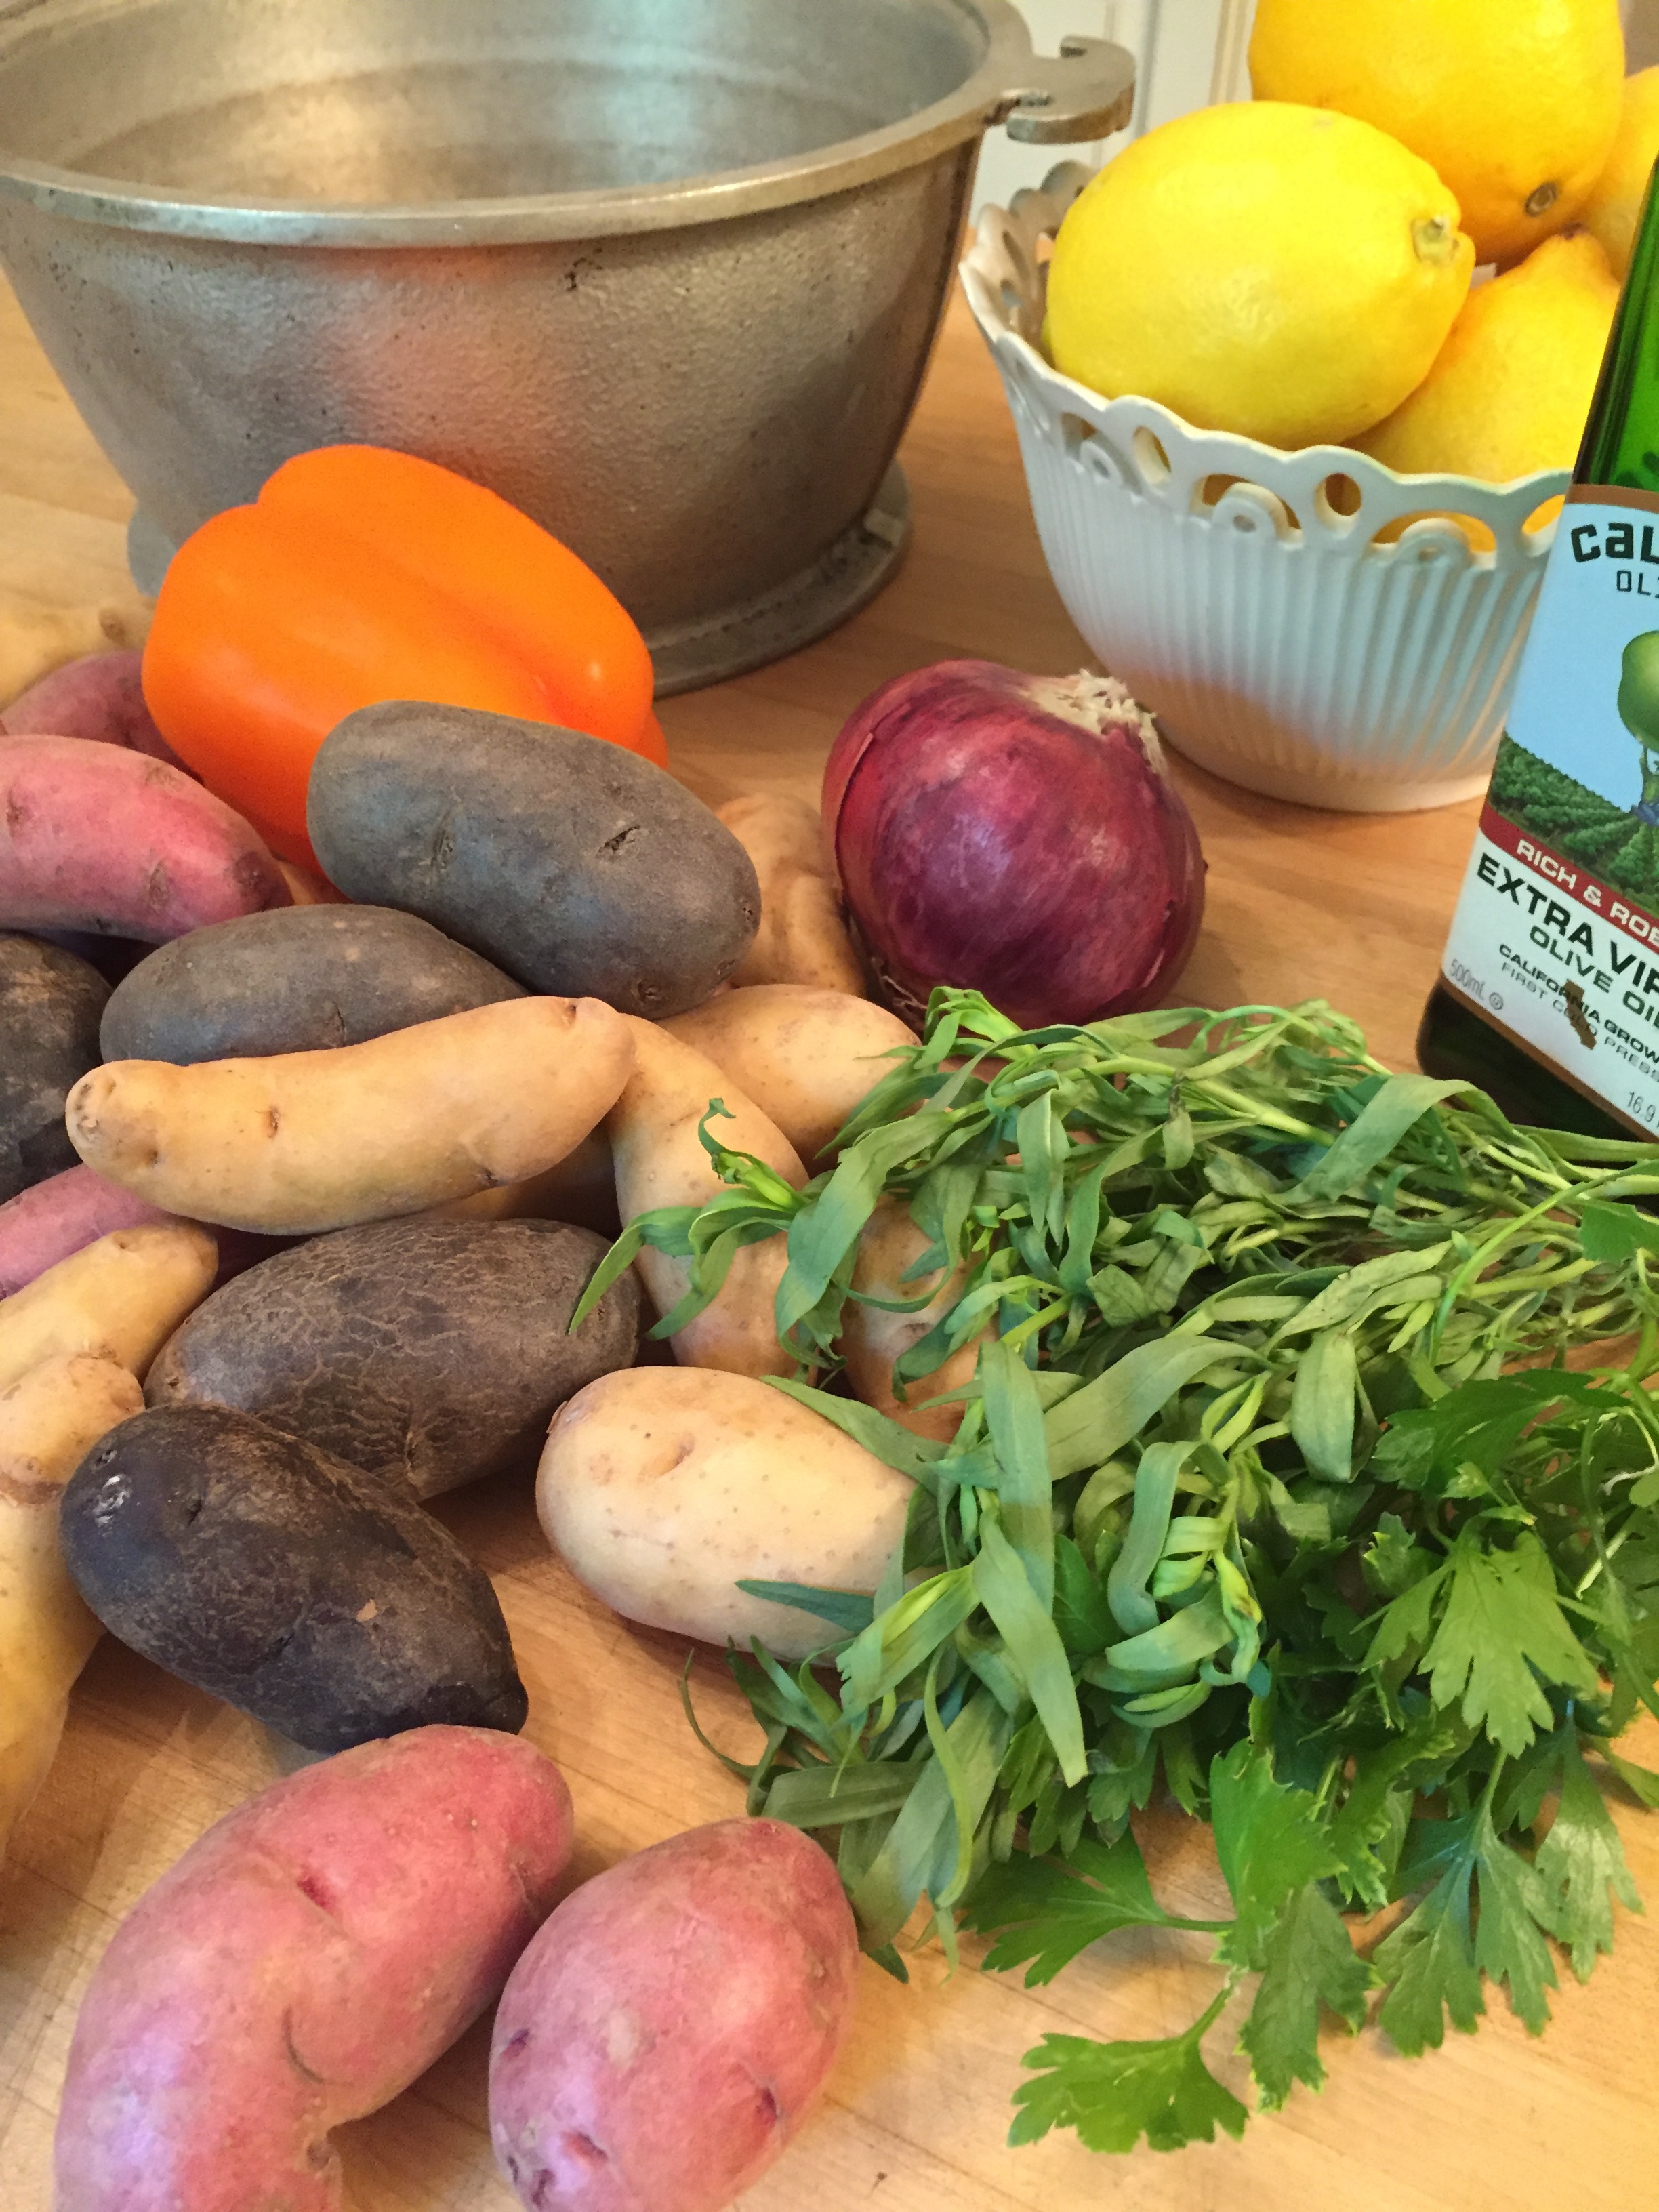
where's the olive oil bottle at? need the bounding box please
[1419,165,1659,1136]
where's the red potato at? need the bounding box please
[491,1818,859,2212]
[56,1725,576,2212]
[0,648,189,770]
[0,1163,176,1296]
[0,733,289,941]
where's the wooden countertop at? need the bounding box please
[3,273,1656,2212]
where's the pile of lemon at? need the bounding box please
[1044,0,1656,491]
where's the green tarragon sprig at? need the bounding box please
[577,990,1659,2152]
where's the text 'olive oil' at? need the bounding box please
[1420,165,1659,1136]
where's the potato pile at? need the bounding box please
[0,651,911,2212]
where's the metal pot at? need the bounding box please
[0,0,1130,690]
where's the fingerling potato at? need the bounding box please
[147,1217,640,1498]
[0,930,108,1201]
[0,1353,143,1860]
[0,733,289,941]
[56,1725,575,2212]
[67,995,634,1235]
[663,985,913,1165]
[609,1019,802,1376]
[0,1221,218,1392]
[60,1404,529,1752]
[716,792,864,995]
[491,1818,857,2212]
[841,1195,981,1443]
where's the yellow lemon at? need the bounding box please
[1353,232,1618,485]
[1043,102,1473,451]
[1583,67,1659,276]
[1250,0,1625,268]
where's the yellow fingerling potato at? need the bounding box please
[0,1221,218,1393]
[716,794,865,996]
[608,1019,804,1376]
[538,1367,912,1659]
[662,985,914,1167]
[840,1195,982,1443]
[0,1352,144,1858]
[66,997,634,1236]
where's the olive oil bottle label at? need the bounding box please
[1439,489,1659,1132]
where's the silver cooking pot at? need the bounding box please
[0,0,1131,689]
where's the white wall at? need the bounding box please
[974,0,1656,221]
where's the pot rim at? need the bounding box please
[0,0,1128,245]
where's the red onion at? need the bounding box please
[823,659,1205,1029]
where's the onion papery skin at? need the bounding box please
[823,660,1206,1029]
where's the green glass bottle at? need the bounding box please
[1419,160,1659,1136]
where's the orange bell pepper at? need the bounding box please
[142,445,666,868]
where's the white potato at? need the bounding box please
[538,1366,912,1659]
[662,985,914,1165]
[66,996,634,1236]
[0,1353,144,1857]
[0,1221,217,1393]
[608,1019,804,1376]
[716,793,865,996]
[840,1196,981,1443]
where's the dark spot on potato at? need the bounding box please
[283,2011,327,2084]
[5,794,25,832]
[91,1472,130,1527]
[306,2138,335,2171]
[429,816,457,872]
[295,1870,336,1915]
[180,1492,204,1526]
[265,1105,281,1137]
[498,2026,531,2059]
[530,2173,558,2210]
[144,861,171,911]
[598,822,640,859]
[749,2074,785,2131]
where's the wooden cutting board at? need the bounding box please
[3,273,1655,2212]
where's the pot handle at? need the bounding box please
[994,36,1136,144]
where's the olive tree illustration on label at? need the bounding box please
[1619,630,1659,827]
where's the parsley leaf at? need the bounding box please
[1376,1799,1559,2051]
[1420,1532,1598,1757]
[1600,1743,1659,1808]
[1011,1987,1248,2154]
[1374,1858,1484,2055]
[1361,1511,1433,1599]
[1210,1740,1343,1969]
[1328,1708,1470,1910]
[1471,1805,1560,2032]
[962,1829,1223,1986]
[1538,1729,1642,1980]
[1239,1883,1373,2108]
[1363,1559,1450,1676]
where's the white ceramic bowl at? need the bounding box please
[960,165,1568,812]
